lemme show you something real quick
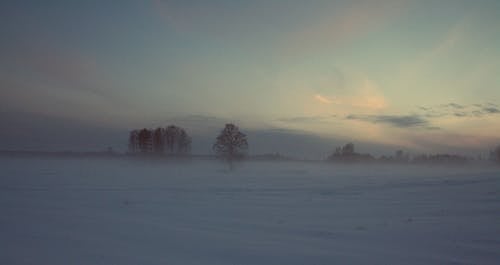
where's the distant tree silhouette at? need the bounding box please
[153,127,165,154]
[342,143,355,155]
[138,128,153,153]
[328,143,374,162]
[164,125,191,155]
[213,123,248,169]
[177,129,192,155]
[164,125,175,154]
[330,142,355,157]
[396,150,404,159]
[395,150,409,163]
[127,125,191,156]
[128,130,139,153]
[490,145,500,163]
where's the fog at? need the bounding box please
[1,157,499,264]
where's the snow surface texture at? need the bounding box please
[0,158,499,265]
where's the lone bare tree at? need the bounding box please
[213,123,248,169]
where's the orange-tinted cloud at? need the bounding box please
[314,94,334,104]
[312,79,388,110]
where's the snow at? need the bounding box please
[0,157,499,264]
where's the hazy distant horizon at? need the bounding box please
[0,108,493,159]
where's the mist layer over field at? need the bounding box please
[1,158,499,264]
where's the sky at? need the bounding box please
[1,0,500,158]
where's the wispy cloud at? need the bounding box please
[417,102,500,118]
[313,77,388,110]
[346,114,432,129]
[483,107,500,114]
[314,94,334,104]
[277,115,337,124]
[446,103,465,109]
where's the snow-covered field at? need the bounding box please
[0,157,499,265]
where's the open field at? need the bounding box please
[1,158,499,264]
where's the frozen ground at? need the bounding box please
[0,157,499,265]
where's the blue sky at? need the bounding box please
[1,0,499,157]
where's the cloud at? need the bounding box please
[311,78,388,110]
[446,103,465,109]
[416,102,500,118]
[483,107,500,114]
[346,114,431,128]
[277,115,337,123]
[344,79,388,110]
[314,94,334,104]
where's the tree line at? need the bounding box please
[328,142,500,165]
[127,124,500,166]
[128,125,192,155]
[128,123,248,165]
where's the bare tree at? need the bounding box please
[127,125,191,156]
[342,143,355,155]
[213,123,248,169]
[490,145,500,163]
[165,125,179,154]
[153,127,165,154]
[328,142,373,162]
[395,150,409,163]
[177,129,192,155]
[128,130,139,154]
[138,128,153,153]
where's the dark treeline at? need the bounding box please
[128,125,191,155]
[123,122,500,166]
[327,142,500,165]
[122,124,500,166]
[327,143,374,162]
[2,138,499,166]
[126,123,249,169]
[127,123,249,167]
